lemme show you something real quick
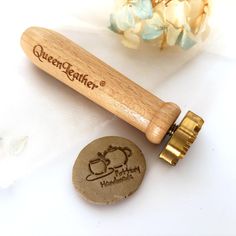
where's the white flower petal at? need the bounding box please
[177,30,196,50]
[122,31,141,49]
[116,6,136,31]
[132,22,143,33]
[188,0,205,22]
[133,0,153,19]
[109,14,122,33]
[166,0,188,27]
[8,136,28,156]
[142,24,163,40]
[146,12,164,27]
[167,24,182,46]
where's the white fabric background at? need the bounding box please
[0,0,236,235]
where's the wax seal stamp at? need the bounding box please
[72,136,146,205]
[21,27,205,166]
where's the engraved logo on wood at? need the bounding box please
[32,44,105,90]
[86,145,141,188]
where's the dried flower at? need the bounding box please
[109,0,211,49]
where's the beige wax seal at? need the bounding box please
[72,136,146,205]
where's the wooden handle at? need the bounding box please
[21,27,181,144]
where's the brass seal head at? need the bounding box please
[159,111,204,166]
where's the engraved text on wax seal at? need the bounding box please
[86,145,141,188]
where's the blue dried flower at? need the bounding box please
[109,0,210,50]
[110,0,153,32]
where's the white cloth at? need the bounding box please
[0,0,236,235]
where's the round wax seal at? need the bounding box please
[72,136,146,205]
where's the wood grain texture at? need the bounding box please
[21,27,181,144]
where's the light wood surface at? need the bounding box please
[21,27,181,144]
